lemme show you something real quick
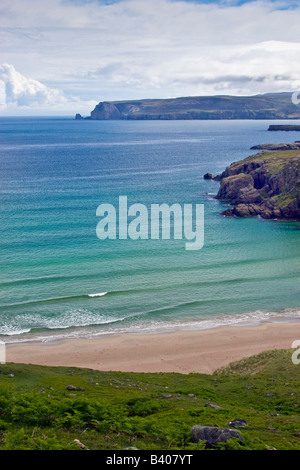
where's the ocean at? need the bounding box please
[0,117,299,343]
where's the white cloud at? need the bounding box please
[0,63,65,107]
[0,63,97,114]
[1,0,300,114]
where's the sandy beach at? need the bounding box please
[6,320,300,374]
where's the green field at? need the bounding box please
[0,349,299,450]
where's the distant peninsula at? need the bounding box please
[211,145,300,220]
[268,125,300,131]
[76,92,300,120]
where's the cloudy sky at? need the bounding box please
[1,0,300,115]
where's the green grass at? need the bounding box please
[0,349,299,450]
[225,173,253,183]
[246,150,300,175]
[275,192,298,208]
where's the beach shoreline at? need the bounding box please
[6,319,300,374]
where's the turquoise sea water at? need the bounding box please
[0,117,299,343]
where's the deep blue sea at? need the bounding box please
[0,117,299,343]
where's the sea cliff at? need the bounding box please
[79,92,300,120]
[213,147,300,220]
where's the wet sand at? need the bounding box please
[6,320,300,374]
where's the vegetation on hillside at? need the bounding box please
[0,349,299,450]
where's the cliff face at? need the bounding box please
[86,93,300,120]
[90,102,121,120]
[214,149,300,220]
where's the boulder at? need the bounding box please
[203,172,213,180]
[67,385,77,391]
[190,425,243,446]
[205,402,222,409]
[227,419,247,428]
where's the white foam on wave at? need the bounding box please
[2,307,300,345]
[85,307,300,338]
[88,292,107,298]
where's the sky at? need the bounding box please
[1,0,300,115]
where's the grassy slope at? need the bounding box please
[0,349,299,450]
[247,149,300,173]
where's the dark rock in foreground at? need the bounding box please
[190,425,243,447]
[66,385,85,391]
[227,419,248,428]
[214,146,300,220]
[67,385,77,391]
[203,172,213,180]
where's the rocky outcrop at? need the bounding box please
[268,125,300,131]
[91,102,121,120]
[216,173,262,205]
[251,142,300,151]
[214,147,300,220]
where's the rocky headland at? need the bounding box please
[77,93,300,120]
[250,141,300,151]
[211,146,300,220]
[268,125,300,131]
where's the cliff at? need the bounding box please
[84,92,300,120]
[213,147,300,220]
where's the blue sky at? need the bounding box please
[75,0,300,8]
[1,0,300,115]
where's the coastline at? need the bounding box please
[6,319,300,374]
